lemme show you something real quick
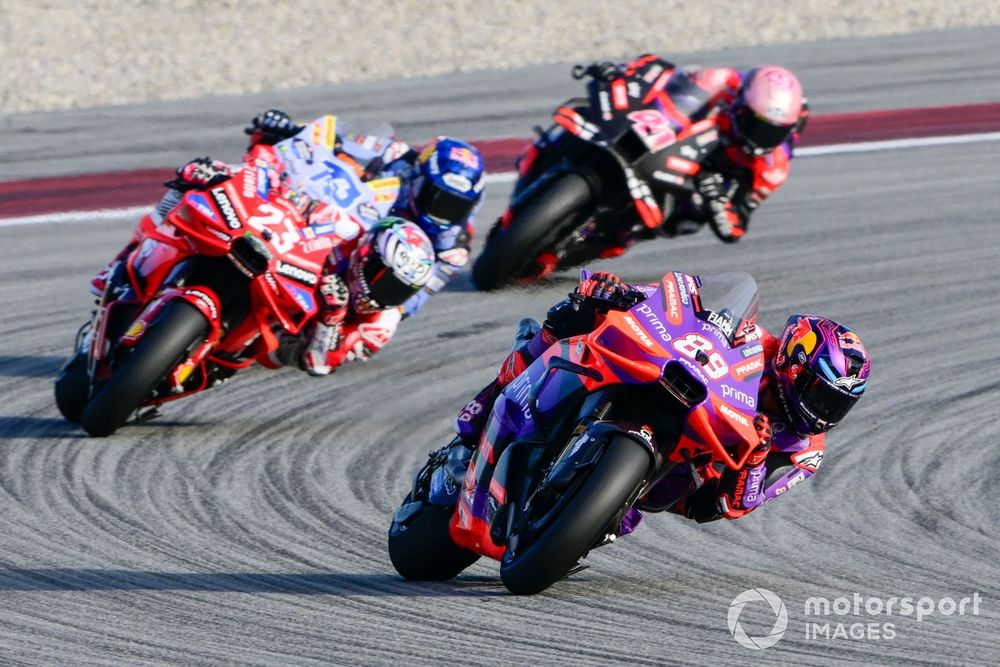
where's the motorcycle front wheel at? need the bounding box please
[472,171,594,291]
[54,352,90,423]
[80,300,208,437]
[500,435,650,595]
[388,495,480,581]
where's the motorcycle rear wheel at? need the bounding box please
[472,171,593,291]
[80,300,208,437]
[388,495,480,581]
[500,435,650,595]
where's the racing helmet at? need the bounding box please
[348,217,435,314]
[730,65,803,155]
[409,137,485,240]
[772,315,870,435]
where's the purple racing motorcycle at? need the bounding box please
[389,271,767,594]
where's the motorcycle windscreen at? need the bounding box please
[337,118,399,163]
[664,72,714,120]
[692,272,760,332]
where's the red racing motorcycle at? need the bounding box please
[55,163,375,436]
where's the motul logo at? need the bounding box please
[623,316,654,348]
[719,403,750,428]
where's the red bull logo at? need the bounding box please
[785,317,817,359]
[838,331,866,354]
[449,146,481,169]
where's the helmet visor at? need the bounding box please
[415,182,476,225]
[366,265,421,308]
[352,246,422,312]
[734,106,793,152]
[794,371,858,425]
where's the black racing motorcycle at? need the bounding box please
[472,56,722,290]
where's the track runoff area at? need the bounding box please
[1,101,999,227]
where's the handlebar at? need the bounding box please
[571,61,622,82]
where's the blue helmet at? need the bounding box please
[408,137,485,240]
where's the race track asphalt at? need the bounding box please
[0,28,998,666]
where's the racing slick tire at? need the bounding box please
[54,352,90,423]
[80,300,208,437]
[500,435,650,595]
[388,497,480,581]
[472,171,593,291]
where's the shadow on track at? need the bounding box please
[0,569,509,597]
[0,355,64,378]
[0,416,86,440]
[0,415,212,440]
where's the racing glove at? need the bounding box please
[245,109,303,146]
[317,272,350,316]
[163,157,232,191]
[698,172,746,243]
[541,272,640,340]
[337,308,402,365]
[575,272,642,310]
[302,274,349,376]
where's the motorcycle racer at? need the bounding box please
[89,110,481,376]
[519,55,808,251]
[452,271,869,530]
[678,59,808,243]
[243,110,485,318]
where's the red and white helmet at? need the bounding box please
[348,218,435,313]
[730,65,804,155]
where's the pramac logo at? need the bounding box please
[661,275,683,325]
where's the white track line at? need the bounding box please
[796,131,1000,156]
[3,131,1000,229]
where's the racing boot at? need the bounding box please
[89,246,135,297]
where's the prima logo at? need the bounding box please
[636,304,672,343]
[722,384,756,408]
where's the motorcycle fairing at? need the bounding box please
[450,272,766,560]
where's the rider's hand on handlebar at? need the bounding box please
[245,109,302,145]
[697,171,728,202]
[163,157,232,191]
[697,173,746,243]
[575,272,641,310]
